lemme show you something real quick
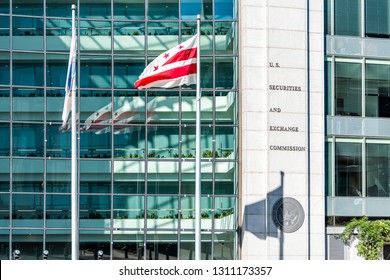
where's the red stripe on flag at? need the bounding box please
[135,63,197,89]
[162,48,197,67]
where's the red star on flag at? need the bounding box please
[153,65,159,71]
[164,53,170,59]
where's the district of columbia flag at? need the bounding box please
[61,23,77,128]
[134,35,198,89]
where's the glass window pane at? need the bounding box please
[146,232,178,260]
[114,161,145,194]
[216,91,237,124]
[148,162,178,194]
[181,162,213,195]
[114,1,144,20]
[334,0,361,36]
[182,91,213,124]
[112,231,144,260]
[214,196,235,230]
[365,64,390,118]
[80,195,111,228]
[80,160,111,194]
[12,1,43,16]
[180,0,202,20]
[365,0,390,38]
[114,57,145,88]
[147,196,178,229]
[0,194,9,227]
[201,57,213,88]
[181,125,212,158]
[12,17,44,51]
[12,194,44,228]
[147,22,179,54]
[12,53,44,87]
[114,22,145,53]
[146,92,179,124]
[213,232,236,260]
[12,123,44,157]
[80,21,111,53]
[80,56,111,88]
[12,88,44,121]
[216,56,237,89]
[12,229,43,260]
[215,0,235,20]
[12,158,43,192]
[326,142,333,196]
[0,158,9,192]
[148,0,178,20]
[180,233,212,260]
[79,230,110,260]
[0,1,9,14]
[366,143,390,197]
[46,0,71,18]
[148,126,179,158]
[180,195,212,229]
[46,53,68,87]
[80,0,111,19]
[46,18,72,51]
[335,142,362,196]
[335,62,362,116]
[46,194,71,228]
[0,51,9,85]
[215,22,237,55]
[45,230,71,260]
[46,124,71,158]
[46,159,71,193]
[216,126,236,159]
[0,88,9,120]
[0,17,9,49]
[46,89,68,123]
[113,195,144,220]
[0,230,10,260]
[215,162,237,195]
[0,123,10,156]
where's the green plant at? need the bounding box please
[201,212,210,219]
[147,212,158,219]
[337,216,390,260]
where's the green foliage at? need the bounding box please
[338,216,390,260]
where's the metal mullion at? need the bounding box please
[9,4,14,260]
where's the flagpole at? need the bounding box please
[195,14,201,261]
[70,4,79,260]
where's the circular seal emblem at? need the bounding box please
[272,197,305,233]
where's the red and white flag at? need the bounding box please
[134,35,198,89]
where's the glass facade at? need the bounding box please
[0,0,238,260]
[326,0,390,224]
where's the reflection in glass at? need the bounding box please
[147,92,179,124]
[12,17,44,51]
[335,142,362,196]
[181,162,212,195]
[180,234,212,260]
[47,124,71,158]
[80,56,111,88]
[0,158,9,192]
[114,161,145,194]
[12,229,43,260]
[335,62,362,116]
[182,91,213,124]
[80,0,111,19]
[213,232,236,260]
[112,231,144,260]
[366,143,390,197]
[146,232,178,260]
[12,158,43,192]
[148,162,178,194]
[147,126,179,158]
[365,64,390,117]
[0,123,10,156]
[114,0,144,20]
[12,194,44,228]
[12,88,44,121]
[334,0,361,36]
[79,230,110,260]
[114,57,145,88]
[12,123,44,157]
[80,160,111,194]
[113,195,144,219]
[148,0,178,20]
[13,53,44,86]
[365,0,390,38]
[46,159,71,193]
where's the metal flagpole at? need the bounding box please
[70,4,79,260]
[195,14,201,260]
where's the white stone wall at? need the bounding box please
[240,0,325,260]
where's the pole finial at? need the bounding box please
[71,4,76,10]
[197,14,201,20]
